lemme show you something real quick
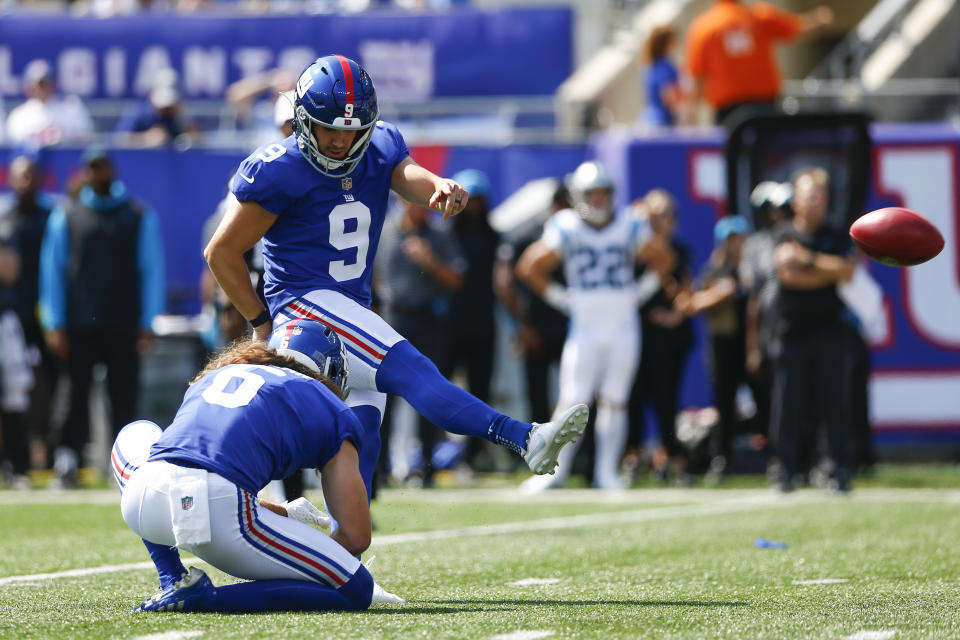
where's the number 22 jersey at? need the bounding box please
[541,209,651,322]
[231,123,410,314]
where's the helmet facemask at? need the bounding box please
[567,160,616,227]
[573,187,614,227]
[295,104,377,178]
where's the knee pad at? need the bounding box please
[112,420,162,491]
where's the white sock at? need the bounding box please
[593,402,627,485]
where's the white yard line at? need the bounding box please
[132,632,204,640]
[371,493,791,547]
[0,493,784,586]
[2,488,959,586]
[845,631,897,640]
[793,578,849,585]
[0,558,202,587]
[489,631,554,640]
[506,578,562,587]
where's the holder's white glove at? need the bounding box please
[282,497,332,528]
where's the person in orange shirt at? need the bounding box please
[686,0,833,124]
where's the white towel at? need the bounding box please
[169,466,212,547]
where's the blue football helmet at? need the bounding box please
[293,54,379,177]
[268,318,350,396]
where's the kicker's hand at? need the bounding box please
[282,496,332,528]
[429,179,469,221]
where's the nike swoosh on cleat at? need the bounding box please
[239,173,255,184]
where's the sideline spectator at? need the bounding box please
[6,60,93,148]
[39,148,165,488]
[115,69,200,148]
[675,215,756,482]
[0,156,56,474]
[768,167,856,493]
[640,25,689,127]
[685,0,833,124]
[0,222,33,489]
[374,202,465,487]
[627,189,694,485]
[225,68,296,147]
[739,181,792,452]
[445,169,498,469]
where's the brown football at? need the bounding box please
[849,207,944,267]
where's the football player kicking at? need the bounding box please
[112,319,402,612]
[205,54,587,494]
[516,161,674,491]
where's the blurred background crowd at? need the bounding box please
[0,0,957,493]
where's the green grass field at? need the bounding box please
[3,469,960,639]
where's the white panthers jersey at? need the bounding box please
[541,208,650,321]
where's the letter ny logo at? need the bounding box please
[297,71,315,99]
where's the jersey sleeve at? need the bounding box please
[230,147,296,216]
[540,216,567,257]
[752,2,802,41]
[376,121,411,170]
[333,406,366,460]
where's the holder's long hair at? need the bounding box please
[192,339,344,399]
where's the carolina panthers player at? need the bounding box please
[111,319,403,613]
[205,54,587,494]
[515,161,673,491]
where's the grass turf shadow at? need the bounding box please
[429,599,748,608]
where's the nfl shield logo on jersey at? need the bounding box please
[341,177,352,191]
[181,496,194,511]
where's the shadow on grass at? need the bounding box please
[429,599,748,608]
[365,605,515,615]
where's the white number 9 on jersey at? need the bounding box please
[256,144,286,163]
[329,202,372,281]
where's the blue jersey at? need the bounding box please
[149,363,363,494]
[231,123,410,313]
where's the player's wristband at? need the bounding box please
[249,309,271,328]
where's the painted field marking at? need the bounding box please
[845,631,896,640]
[0,494,782,586]
[372,493,788,547]
[0,558,201,587]
[3,488,959,586]
[132,632,204,640]
[506,578,562,587]
[793,578,849,585]
[489,631,554,640]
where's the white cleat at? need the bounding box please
[371,581,405,605]
[522,404,589,475]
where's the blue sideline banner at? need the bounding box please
[0,8,571,101]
